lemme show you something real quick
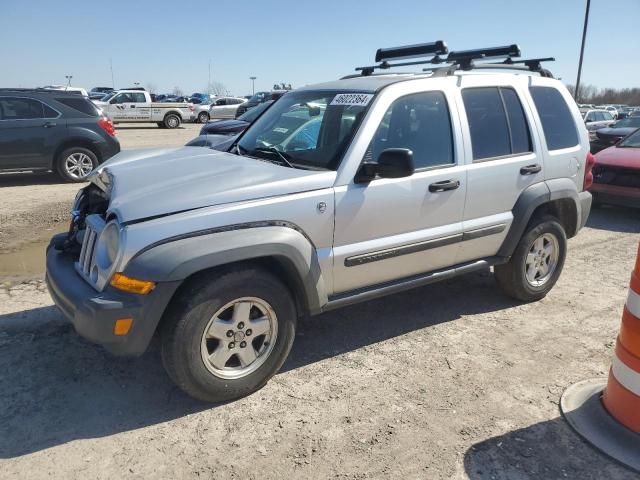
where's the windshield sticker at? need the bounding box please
[330,93,374,107]
[273,127,289,133]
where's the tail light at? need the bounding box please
[97,117,116,137]
[583,152,596,190]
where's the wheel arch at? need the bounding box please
[498,180,584,258]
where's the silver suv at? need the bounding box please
[46,42,593,402]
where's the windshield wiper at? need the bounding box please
[253,146,295,168]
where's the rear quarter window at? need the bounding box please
[529,86,579,150]
[55,97,100,116]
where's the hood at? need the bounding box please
[594,145,640,170]
[201,119,248,134]
[95,147,336,222]
[596,127,637,139]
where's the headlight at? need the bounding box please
[95,220,121,271]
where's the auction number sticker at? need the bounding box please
[330,93,374,106]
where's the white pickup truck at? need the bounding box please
[94,90,195,128]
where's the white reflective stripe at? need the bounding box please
[612,355,640,397]
[627,288,640,320]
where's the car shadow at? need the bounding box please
[586,205,640,233]
[0,270,517,459]
[114,125,185,130]
[0,171,70,187]
[463,417,637,479]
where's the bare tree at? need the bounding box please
[172,86,184,96]
[566,83,640,106]
[145,82,158,94]
[207,81,230,96]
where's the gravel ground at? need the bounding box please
[0,125,639,479]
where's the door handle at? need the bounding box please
[130,105,136,108]
[429,179,460,193]
[520,164,542,175]
[43,122,57,128]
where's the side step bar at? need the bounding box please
[322,256,505,312]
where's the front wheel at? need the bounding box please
[197,111,209,123]
[495,215,567,302]
[160,267,297,402]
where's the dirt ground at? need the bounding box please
[1,125,639,479]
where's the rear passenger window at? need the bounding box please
[0,97,50,120]
[462,87,532,161]
[366,91,454,169]
[529,86,579,150]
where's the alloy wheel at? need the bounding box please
[524,233,560,287]
[64,152,94,180]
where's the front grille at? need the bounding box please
[593,165,640,189]
[75,214,105,284]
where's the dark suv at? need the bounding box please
[0,89,120,182]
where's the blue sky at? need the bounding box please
[1,0,638,95]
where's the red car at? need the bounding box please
[590,128,640,208]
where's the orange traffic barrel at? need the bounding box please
[561,241,640,473]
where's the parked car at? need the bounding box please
[91,87,114,95]
[590,128,640,208]
[187,100,275,144]
[192,99,216,123]
[590,116,640,153]
[46,42,593,403]
[581,108,616,140]
[208,96,247,119]
[235,88,289,118]
[94,90,195,128]
[41,85,89,97]
[0,89,120,181]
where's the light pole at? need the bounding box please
[250,76,257,95]
[65,75,73,89]
[208,59,212,92]
[574,0,591,102]
[110,58,115,89]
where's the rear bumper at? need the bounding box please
[578,190,593,230]
[45,234,180,356]
[95,136,121,163]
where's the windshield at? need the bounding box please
[100,92,116,102]
[618,129,640,148]
[237,90,372,170]
[238,101,272,122]
[615,117,640,128]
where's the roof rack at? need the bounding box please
[355,41,448,76]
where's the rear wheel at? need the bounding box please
[197,111,209,123]
[495,215,567,302]
[163,113,181,129]
[55,147,98,182]
[160,267,297,402]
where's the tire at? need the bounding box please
[494,215,567,302]
[55,147,98,182]
[163,113,181,129]
[160,266,297,402]
[197,111,209,123]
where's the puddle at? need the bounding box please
[0,228,67,280]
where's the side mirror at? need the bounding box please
[355,148,414,183]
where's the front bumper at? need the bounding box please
[590,184,640,208]
[45,234,180,356]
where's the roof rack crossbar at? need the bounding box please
[356,55,447,76]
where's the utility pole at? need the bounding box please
[110,58,115,89]
[208,59,212,92]
[250,76,257,95]
[574,0,591,102]
[65,75,73,89]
